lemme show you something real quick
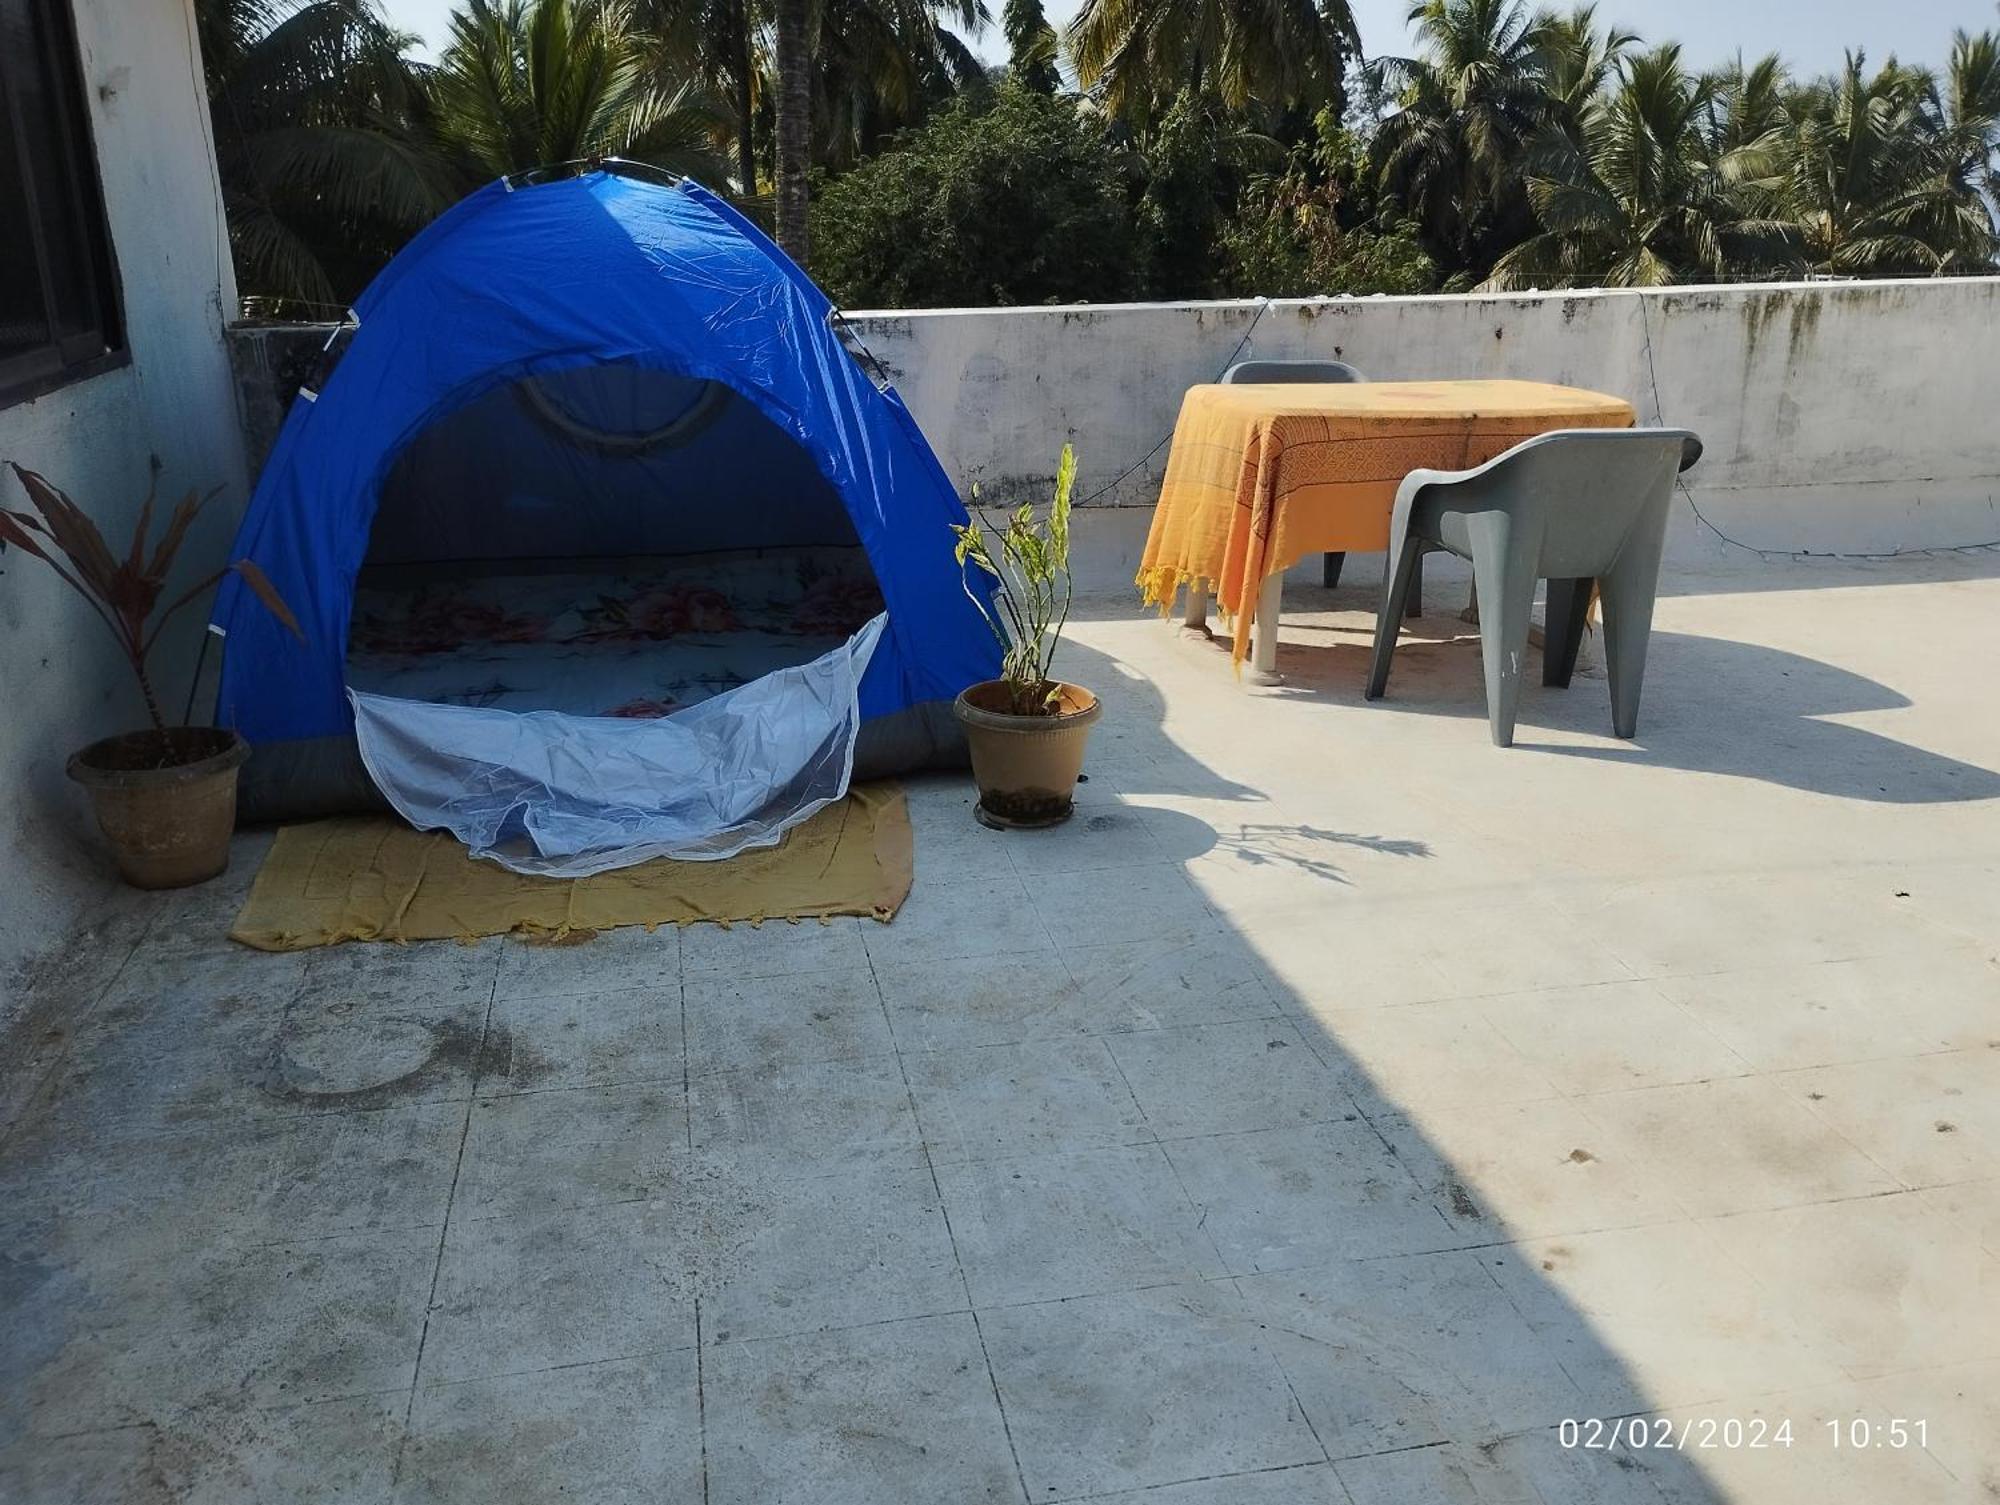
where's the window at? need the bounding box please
[0,0,124,409]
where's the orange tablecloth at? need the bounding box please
[1136,379,1636,664]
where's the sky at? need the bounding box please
[383,0,1996,74]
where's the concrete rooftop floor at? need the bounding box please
[4,557,1999,1504]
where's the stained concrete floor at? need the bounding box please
[3,559,1999,1504]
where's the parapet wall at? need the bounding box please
[229,276,2000,579]
[845,278,2000,566]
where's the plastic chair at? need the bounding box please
[1364,427,1703,747]
[1221,359,1365,386]
[1219,360,1410,604]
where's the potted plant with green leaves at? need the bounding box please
[951,444,1101,829]
[0,463,301,889]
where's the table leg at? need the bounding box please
[1249,572,1284,686]
[1180,578,1211,637]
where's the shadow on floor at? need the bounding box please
[1223,613,2000,806]
[0,636,1836,1504]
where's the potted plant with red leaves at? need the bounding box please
[950,445,1101,829]
[0,463,301,888]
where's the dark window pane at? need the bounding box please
[11,14,91,333]
[0,99,53,361]
[0,0,123,403]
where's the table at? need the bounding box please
[1135,379,1637,683]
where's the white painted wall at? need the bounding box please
[846,280,2000,590]
[0,0,249,986]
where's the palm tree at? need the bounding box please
[812,0,989,172]
[1942,27,2000,196]
[1536,3,1635,138]
[638,0,766,193]
[433,0,722,178]
[1484,43,1788,287]
[1005,0,1060,93]
[1370,0,1550,278]
[765,0,989,262]
[1776,52,1997,276]
[773,0,812,259]
[644,0,985,213]
[1699,51,1790,159]
[1684,52,1794,246]
[199,0,457,311]
[1066,0,1358,130]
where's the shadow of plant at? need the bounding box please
[1209,823,1434,884]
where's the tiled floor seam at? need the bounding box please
[412,1345,702,1389]
[702,1303,977,1351]
[865,937,1035,1505]
[678,971,693,1152]
[1151,1111,1375,1147]
[919,1120,1032,1504]
[693,1295,711,1505]
[1341,1182,1958,1275]
[1097,1032,1233,1291]
[0,904,180,1157]
[388,962,501,1489]
[476,1070,686,1101]
[1567,1076,1918,1201]
[1249,1308,1338,1474]
[1046,1455,1351,1502]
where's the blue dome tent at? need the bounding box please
[210,167,998,873]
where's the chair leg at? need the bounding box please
[1543,576,1594,688]
[1463,513,1540,748]
[1406,553,1424,619]
[1321,552,1345,589]
[1599,497,1670,738]
[1365,541,1424,700]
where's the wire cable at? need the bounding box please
[1636,295,2000,562]
[1073,296,1275,506]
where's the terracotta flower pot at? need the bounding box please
[66,727,250,889]
[952,680,1102,829]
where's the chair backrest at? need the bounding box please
[1420,428,1700,578]
[1221,359,1365,385]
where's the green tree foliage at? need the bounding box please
[1484,44,1788,288]
[199,0,457,311]
[1945,27,2000,196]
[1218,111,1437,294]
[1067,0,1357,129]
[1367,2,2000,288]
[810,84,1139,305]
[1537,4,1635,140]
[1004,0,1061,93]
[634,0,764,193]
[1774,53,1997,276]
[198,0,2000,310]
[1369,0,1548,279]
[432,0,722,178]
[809,0,990,174]
[1132,91,1283,295]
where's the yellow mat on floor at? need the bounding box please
[229,782,913,950]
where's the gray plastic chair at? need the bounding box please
[1219,359,1411,604]
[1364,427,1703,747]
[1222,358,1365,385]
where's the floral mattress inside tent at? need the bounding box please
[346,546,886,721]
